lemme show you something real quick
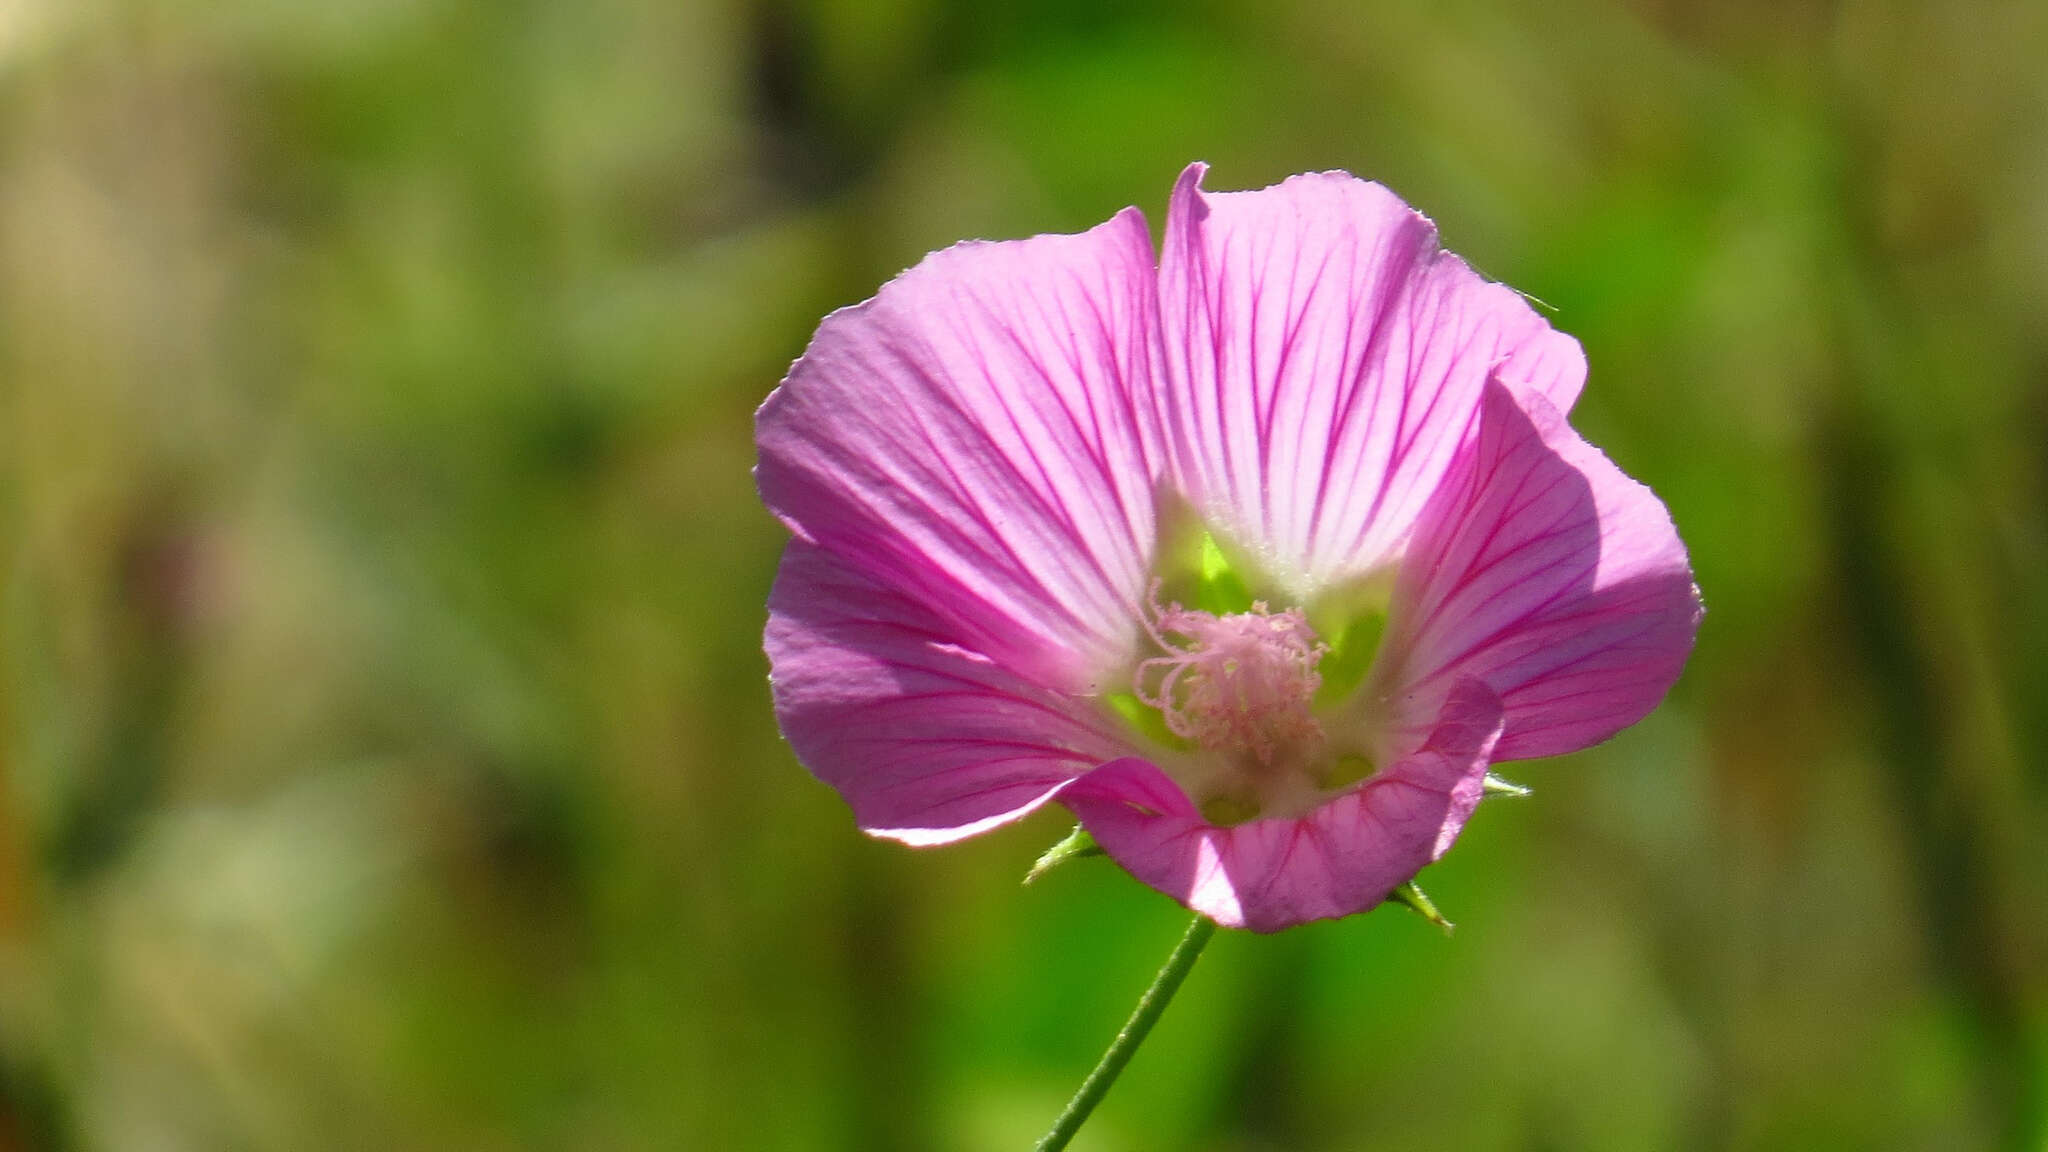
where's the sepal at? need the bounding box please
[1024,824,1103,885]
[1386,880,1455,934]
[1482,773,1530,798]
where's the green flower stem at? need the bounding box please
[1035,913,1218,1152]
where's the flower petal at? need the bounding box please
[756,208,1162,691]
[767,542,1131,844]
[1380,378,1702,761]
[1155,163,1581,595]
[1060,678,1504,932]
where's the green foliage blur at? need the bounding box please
[2,0,2043,1148]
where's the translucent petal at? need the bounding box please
[1155,163,1580,595]
[1379,379,1702,760]
[757,208,1162,691]
[768,542,1130,843]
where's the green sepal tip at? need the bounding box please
[1387,880,1455,934]
[1482,773,1531,798]
[1025,824,1103,885]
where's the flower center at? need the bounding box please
[1134,590,1334,822]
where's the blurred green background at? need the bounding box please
[2,0,2044,1148]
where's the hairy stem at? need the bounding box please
[1035,913,1218,1152]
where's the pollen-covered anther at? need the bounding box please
[1135,595,1329,769]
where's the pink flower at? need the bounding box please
[757,164,1701,932]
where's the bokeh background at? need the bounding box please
[2,0,2044,1148]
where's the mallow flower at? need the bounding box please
[758,164,1700,933]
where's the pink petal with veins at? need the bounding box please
[768,542,1130,843]
[1379,379,1702,761]
[758,208,1163,692]
[1154,163,1582,596]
